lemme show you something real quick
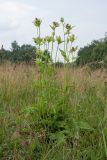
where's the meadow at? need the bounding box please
[0,63,107,159]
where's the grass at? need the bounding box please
[0,63,107,159]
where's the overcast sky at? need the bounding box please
[0,0,107,50]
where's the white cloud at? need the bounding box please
[0,0,106,50]
[0,0,52,49]
[0,1,36,31]
[0,1,34,13]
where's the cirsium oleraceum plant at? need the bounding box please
[33,17,77,71]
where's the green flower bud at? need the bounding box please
[34,18,42,27]
[60,17,64,23]
[53,21,59,28]
[50,25,55,31]
[56,36,63,45]
[45,36,53,43]
[33,37,43,45]
[69,34,76,42]
[65,23,72,31]
[70,46,78,52]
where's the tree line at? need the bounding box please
[0,41,36,63]
[0,40,53,64]
[1,37,107,66]
[76,37,107,67]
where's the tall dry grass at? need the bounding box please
[0,63,107,159]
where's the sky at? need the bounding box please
[0,0,107,50]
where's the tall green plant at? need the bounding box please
[33,17,77,70]
[23,18,79,159]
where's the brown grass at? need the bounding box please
[0,63,107,91]
[0,63,107,159]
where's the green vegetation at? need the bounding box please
[0,17,107,160]
[0,64,107,159]
[76,38,107,67]
[0,41,35,63]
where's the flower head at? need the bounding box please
[69,34,76,42]
[53,21,59,28]
[60,17,64,23]
[45,36,53,43]
[56,36,63,45]
[65,24,72,31]
[34,18,42,27]
[33,37,43,45]
[70,46,78,52]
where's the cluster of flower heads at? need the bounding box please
[33,17,77,63]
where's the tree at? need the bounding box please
[19,44,35,63]
[11,41,20,52]
[76,39,107,66]
[0,41,36,63]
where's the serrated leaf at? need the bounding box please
[59,49,69,62]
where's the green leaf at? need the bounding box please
[49,132,65,144]
[59,49,69,62]
[102,129,107,157]
[33,37,43,45]
[78,121,94,131]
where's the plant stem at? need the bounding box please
[62,23,67,89]
[55,44,59,63]
[102,129,107,158]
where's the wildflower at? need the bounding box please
[33,37,43,45]
[65,24,72,31]
[53,21,59,28]
[34,18,42,27]
[45,36,53,43]
[70,46,78,52]
[69,34,76,42]
[60,17,64,23]
[50,21,59,31]
[50,25,55,31]
[56,36,64,45]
